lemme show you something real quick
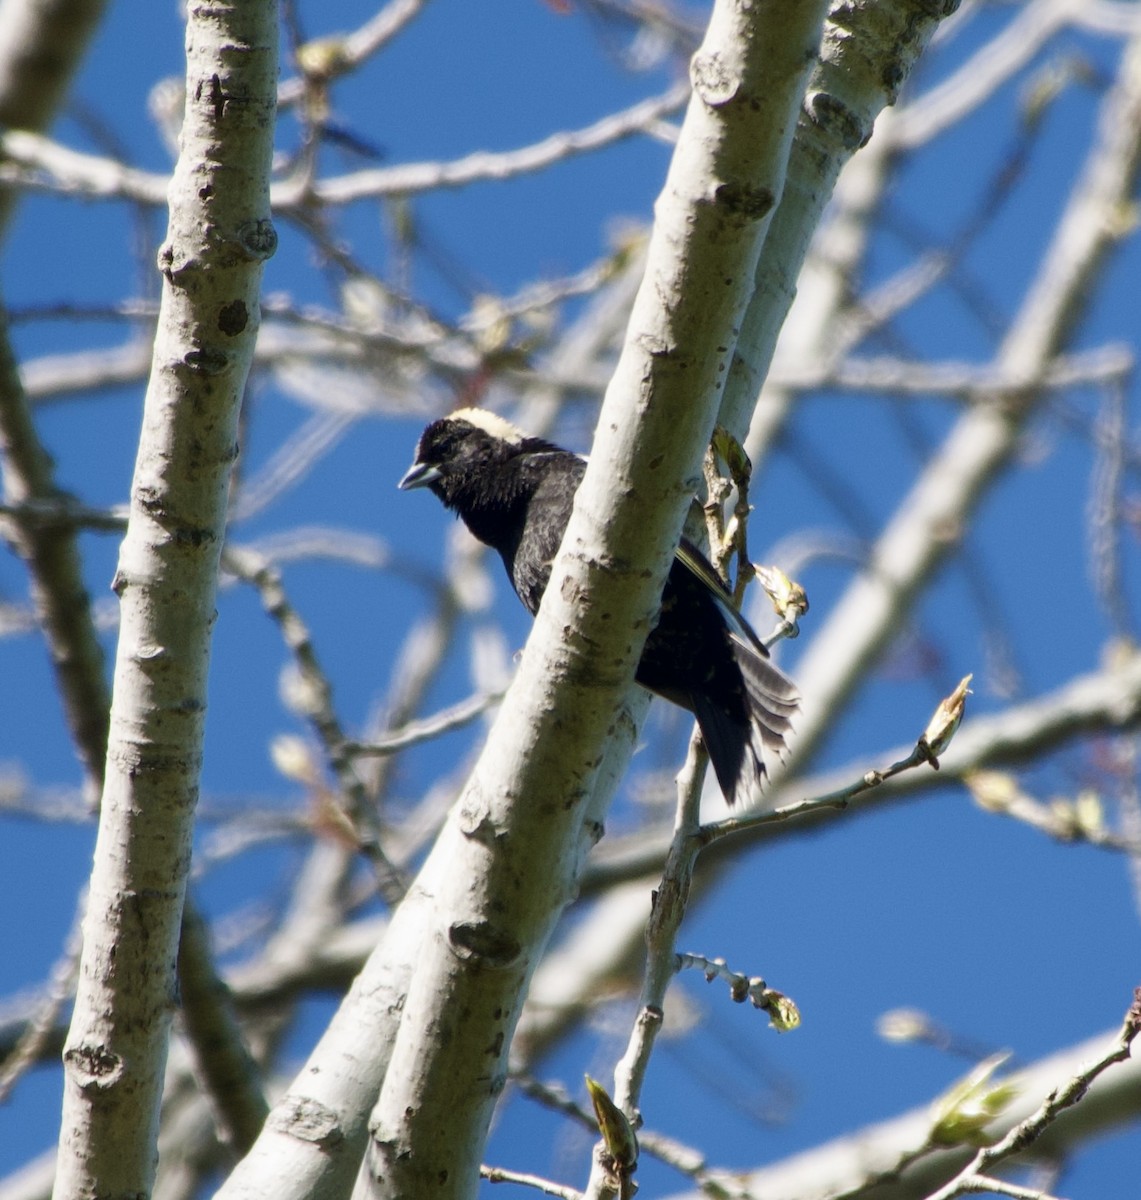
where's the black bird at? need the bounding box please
[399,408,798,806]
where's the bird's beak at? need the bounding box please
[398,461,441,491]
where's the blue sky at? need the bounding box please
[1,1,1139,1195]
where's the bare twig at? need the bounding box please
[223,545,407,904]
[347,689,503,756]
[0,83,690,211]
[176,904,269,1155]
[701,677,973,848]
[580,648,1141,891]
[296,82,689,206]
[0,894,83,1102]
[278,0,431,106]
[676,953,798,1029]
[609,732,707,1138]
[481,1164,581,1200]
[0,307,111,787]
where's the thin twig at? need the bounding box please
[676,953,798,1030]
[347,689,502,756]
[699,741,933,847]
[223,545,407,904]
[610,732,708,1125]
[0,83,690,210]
[481,1164,581,1200]
[302,82,689,206]
[0,893,84,1102]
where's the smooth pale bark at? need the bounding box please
[353,3,827,1199]
[720,0,961,439]
[0,0,113,777]
[52,4,277,1198]
[0,0,108,234]
[790,20,1141,766]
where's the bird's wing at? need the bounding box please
[675,536,799,721]
[674,539,765,652]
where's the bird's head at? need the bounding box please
[399,408,532,506]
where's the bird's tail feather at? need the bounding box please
[733,632,798,754]
[694,636,799,808]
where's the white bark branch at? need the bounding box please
[0,0,108,232]
[505,0,969,1109]
[719,0,962,440]
[52,4,277,1197]
[0,81,689,211]
[349,3,826,1198]
[789,18,1141,769]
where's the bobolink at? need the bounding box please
[399,408,798,806]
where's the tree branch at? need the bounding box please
[52,4,278,1196]
[352,3,827,1198]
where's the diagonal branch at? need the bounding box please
[0,307,110,786]
[786,20,1141,771]
[0,0,109,234]
[354,3,828,1196]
